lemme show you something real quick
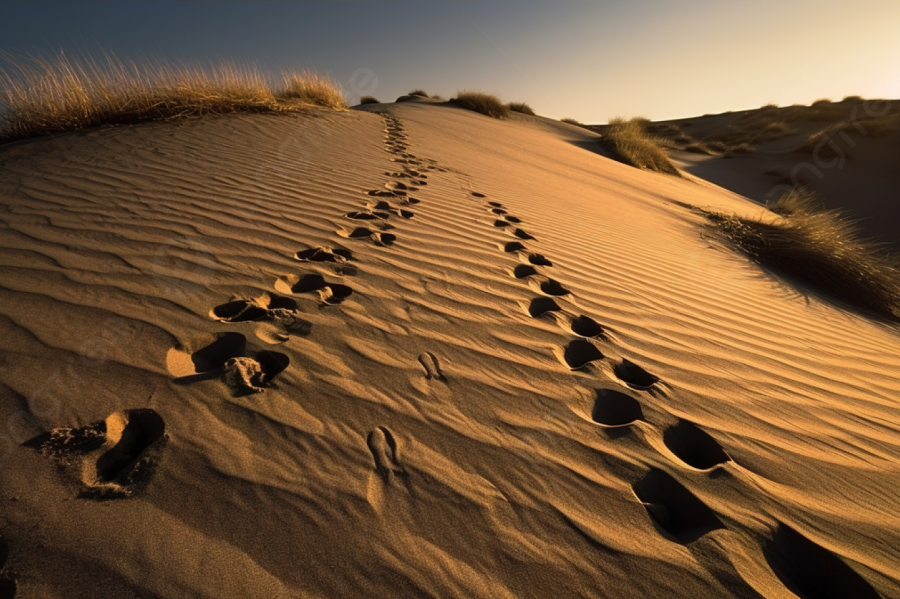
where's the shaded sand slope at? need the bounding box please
[0,101,899,598]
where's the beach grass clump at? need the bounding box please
[702,189,900,318]
[601,117,680,176]
[408,89,429,98]
[560,117,584,126]
[0,53,347,142]
[358,95,380,105]
[507,101,535,116]
[451,90,509,119]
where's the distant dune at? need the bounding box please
[1,94,899,598]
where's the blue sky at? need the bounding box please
[2,0,899,122]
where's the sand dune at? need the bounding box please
[0,98,899,597]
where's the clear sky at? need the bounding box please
[1,0,899,123]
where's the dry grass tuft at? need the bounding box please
[507,101,536,116]
[560,117,584,126]
[451,90,509,119]
[358,95,380,105]
[702,189,900,318]
[408,89,429,98]
[0,53,347,143]
[601,117,680,176]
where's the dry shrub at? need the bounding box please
[702,189,900,318]
[451,90,509,119]
[408,89,429,98]
[0,53,347,142]
[507,101,535,116]
[359,95,380,105]
[560,117,584,126]
[601,117,680,176]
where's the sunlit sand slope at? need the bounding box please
[0,101,898,598]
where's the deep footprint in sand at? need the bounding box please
[503,241,527,253]
[614,359,660,390]
[525,297,562,318]
[296,246,353,264]
[592,388,644,426]
[417,352,446,381]
[346,210,390,221]
[512,228,535,240]
[24,409,168,499]
[528,276,571,297]
[523,253,552,266]
[337,226,396,246]
[210,293,304,323]
[556,339,604,370]
[632,468,725,544]
[764,523,880,599]
[166,332,247,378]
[223,351,289,395]
[275,273,353,305]
[470,191,487,198]
[512,264,539,279]
[663,420,730,469]
[559,314,605,338]
[367,427,406,482]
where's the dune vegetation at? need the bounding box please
[451,90,509,119]
[408,89,429,98]
[702,189,900,319]
[358,95,380,105]
[507,101,536,116]
[600,117,680,176]
[0,54,348,142]
[560,117,584,126]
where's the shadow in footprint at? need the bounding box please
[346,210,390,221]
[526,253,552,266]
[558,340,604,370]
[592,389,643,426]
[615,359,660,390]
[532,277,571,297]
[95,409,166,483]
[764,523,880,599]
[505,216,522,223]
[224,351,290,396]
[191,332,246,373]
[211,295,299,323]
[281,274,353,305]
[633,468,725,544]
[664,420,730,469]
[527,297,562,318]
[503,241,526,253]
[417,352,446,381]
[570,315,605,338]
[367,427,406,481]
[513,228,535,240]
[493,219,511,228]
[296,247,353,263]
[491,208,508,216]
[338,227,397,246]
[513,265,538,279]
[471,192,487,198]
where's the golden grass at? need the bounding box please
[702,189,900,319]
[560,117,584,126]
[358,95,380,105]
[450,91,509,119]
[601,117,680,176]
[408,89,429,98]
[507,101,535,116]
[0,54,347,143]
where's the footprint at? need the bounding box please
[663,420,730,470]
[471,192,487,198]
[591,389,643,426]
[390,208,415,219]
[403,197,421,205]
[528,276,571,297]
[345,210,390,221]
[632,468,725,544]
[512,264,539,279]
[524,253,552,266]
[25,409,168,499]
[493,219,511,228]
[223,351,289,395]
[417,352,446,381]
[275,274,353,305]
[368,200,392,211]
[385,181,411,195]
[210,294,301,323]
[564,314,605,338]
[512,228,535,240]
[504,216,522,223]
[503,241,527,253]
[337,227,397,246]
[614,359,660,390]
[385,171,410,178]
[166,332,247,377]
[556,339,604,370]
[367,189,396,198]
[488,201,503,208]
[367,427,405,481]
[491,208,508,216]
[526,297,562,318]
[764,523,880,599]
[296,247,353,263]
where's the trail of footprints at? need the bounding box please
[475,190,878,596]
